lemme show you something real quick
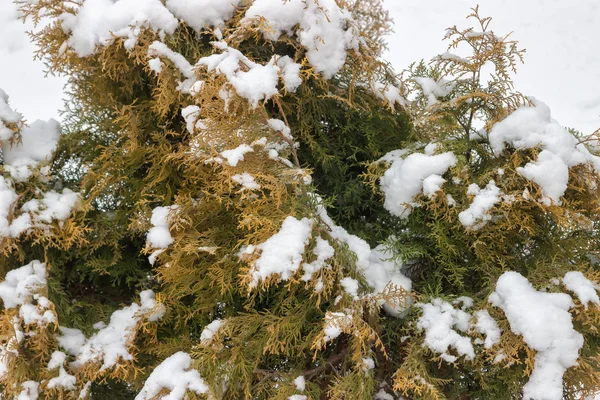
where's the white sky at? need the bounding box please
[0,0,599,133]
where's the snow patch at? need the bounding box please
[489,271,583,400]
[300,237,335,283]
[473,310,501,349]
[243,0,358,79]
[221,143,253,167]
[47,351,76,390]
[60,0,179,57]
[231,173,261,191]
[248,216,313,289]
[59,290,165,371]
[147,41,195,92]
[294,375,306,392]
[315,197,412,315]
[135,352,209,400]
[165,0,242,32]
[417,298,475,363]
[562,271,600,309]
[489,100,600,205]
[381,151,456,218]
[0,88,22,141]
[197,42,282,108]
[414,77,454,106]
[0,260,47,309]
[323,311,352,343]
[2,119,60,181]
[458,180,502,229]
[200,319,223,344]
[147,205,179,264]
[340,277,359,299]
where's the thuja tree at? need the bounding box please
[1,1,600,400]
[366,8,600,400]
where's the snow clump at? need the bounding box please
[243,0,359,79]
[248,216,313,289]
[380,150,456,218]
[417,298,475,363]
[135,351,209,400]
[488,100,600,205]
[489,271,584,400]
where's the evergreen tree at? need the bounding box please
[0,1,599,400]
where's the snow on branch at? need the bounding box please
[489,272,584,400]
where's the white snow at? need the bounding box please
[458,180,502,228]
[0,115,78,239]
[0,88,22,141]
[231,173,261,191]
[562,271,600,309]
[135,351,209,400]
[249,216,313,288]
[446,194,456,207]
[275,56,302,93]
[57,327,87,357]
[47,351,77,390]
[147,205,178,264]
[380,150,457,218]
[243,0,305,41]
[148,57,163,74]
[371,82,406,110]
[147,41,195,91]
[0,260,47,309]
[300,237,335,282]
[17,381,39,400]
[21,189,81,225]
[181,105,204,137]
[473,310,501,349]
[19,298,56,326]
[374,389,395,400]
[0,176,21,238]
[165,0,242,33]
[517,150,569,206]
[0,261,55,355]
[2,119,60,181]
[221,143,254,167]
[417,298,475,363]
[294,375,305,392]
[414,77,454,106]
[59,290,165,371]
[268,119,292,141]
[78,382,92,399]
[438,51,468,64]
[314,197,412,315]
[361,357,375,373]
[200,319,223,344]
[243,0,358,79]
[340,277,359,299]
[422,174,446,198]
[197,42,281,108]
[453,296,474,310]
[322,311,352,343]
[488,100,600,205]
[489,271,583,400]
[60,0,179,57]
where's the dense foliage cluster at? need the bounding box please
[1,1,600,399]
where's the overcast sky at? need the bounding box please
[1,0,599,134]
